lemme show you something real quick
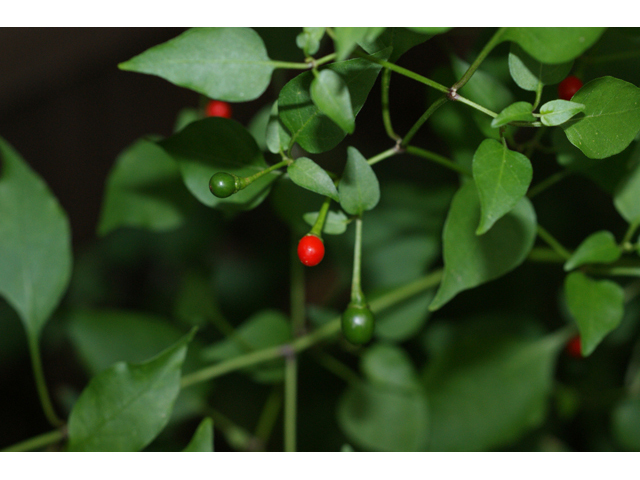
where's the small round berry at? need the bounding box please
[565,335,582,358]
[297,234,325,267]
[209,172,237,198]
[205,100,232,119]
[341,304,375,345]
[558,76,583,101]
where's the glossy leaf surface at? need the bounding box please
[338,147,380,216]
[310,69,356,134]
[508,43,573,91]
[288,156,339,201]
[564,231,621,271]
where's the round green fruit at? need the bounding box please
[209,172,237,198]
[341,304,375,345]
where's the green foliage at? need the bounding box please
[119,28,274,102]
[472,138,533,234]
[430,181,537,310]
[564,272,625,356]
[562,76,640,159]
[67,330,194,451]
[4,26,640,454]
[0,136,72,340]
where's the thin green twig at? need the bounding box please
[2,428,65,452]
[404,145,471,176]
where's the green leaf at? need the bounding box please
[614,143,640,223]
[119,28,273,102]
[200,310,290,383]
[508,43,573,91]
[338,147,380,216]
[67,329,195,452]
[564,271,624,356]
[159,117,276,211]
[539,100,585,127]
[266,101,292,155]
[183,417,214,452]
[67,309,192,375]
[278,49,388,153]
[491,101,535,128]
[360,28,436,63]
[310,69,356,134]
[337,380,429,452]
[288,157,339,201]
[0,136,72,340]
[430,181,537,311]
[333,27,386,60]
[98,138,192,236]
[472,139,533,235]
[423,317,567,451]
[406,27,451,35]
[502,27,606,64]
[612,397,640,451]
[562,76,640,159]
[303,210,349,235]
[564,231,622,271]
[361,343,420,391]
[296,27,325,57]
[374,289,434,342]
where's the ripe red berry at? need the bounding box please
[297,234,324,267]
[205,100,232,119]
[558,76,583,101]
[565,336,582,358]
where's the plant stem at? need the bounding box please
[367,147,399,166]
[28,336,63,428]
[180,269,444,389]
[350,217,365,305]
[269,60,314,70]
[588,266,640,278]
[309,196,332,237]
[537,224,572,260]
[404,145,471,176]
[454,94,498,118]
[451,27,507,92]
[240,159,291,189]
[310,350,361,385]
[381,68,400,141]
[401,96,448,147]
[284,354,297,452]
[354,52,449,94]
[2,428,65,452]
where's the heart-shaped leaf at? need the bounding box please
[472,139,533,234]
[562,76,640,159]
[430,181,537,311]
[0,136,72,340]
[564,271,624,356]
[67,329,195,451]
[119,28,274,102]
[564,231,621,271]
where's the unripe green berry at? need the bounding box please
[341,304,375,345]
[209,172,237,198]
